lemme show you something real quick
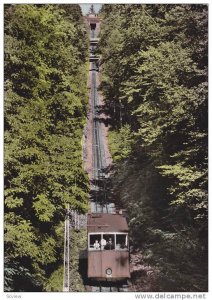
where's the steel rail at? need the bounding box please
[91,54,109,213]
[86,28,130,294]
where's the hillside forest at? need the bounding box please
[99,4,208,291]
[4,4,208,292]
[4,4,89,291]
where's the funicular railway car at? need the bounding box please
[87,213,130,281]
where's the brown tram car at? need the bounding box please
[87,213,130,281]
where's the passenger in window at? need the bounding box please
[100,237,106,250]
[116,243,121,250]
[120,242,127,249]
[105,238,114,250]
[93,240,100,249]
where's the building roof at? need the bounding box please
[84,16,101,23]
[87,213,129,233]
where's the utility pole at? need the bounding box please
[63,205,87,292]
[63,204,70,292]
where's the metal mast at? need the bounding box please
[63,205,70,292]
[63,205,87,291]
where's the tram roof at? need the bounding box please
[87,213,129,233]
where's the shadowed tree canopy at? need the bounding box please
[99,4,207,292]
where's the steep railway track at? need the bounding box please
[90,29,110,214]
[63,16,130,293]
[87,28,129,293]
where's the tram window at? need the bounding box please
[89,234,101,250]
[102,234,115,250]
[116,234,128,250]
[90,24,96,30]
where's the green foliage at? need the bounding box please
[44,229,87,292]
[108,124,134,161]
[100,4,207,292]
[4,257,42,292]
[157,163,207,215]
[37,236,57,265]
[4,4,89,291]
[44,266,63,292]
[5,213,38,259]
[33,194,56,222]
[69,229,87,292]
[111,157,207,292]
[100,3,207,224]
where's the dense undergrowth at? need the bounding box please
[99,4,208,292]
